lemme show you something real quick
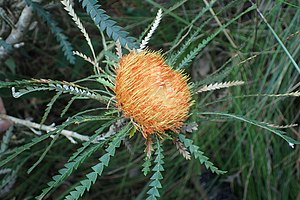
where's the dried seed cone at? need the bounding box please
[115,51,192,138]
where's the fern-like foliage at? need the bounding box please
[199,112,300,148]
[36,117,115,199]
[173,138,191,160]
[73,51,95,66]
[64,123,130,200]
[146,138,164,200]
[0,114,113,169]
[167,0,216,66]
[177,5,256,69]
[68,120,115,162]
[60,96,76,117]
[78,0,138,49]
[7,79,111,104]
[192,55,238,89]
[24,0,75,64]
[178,134,226,174]
[197,81,244,93]
[0,131,53,168]
[61,0,100,75]
[142,157,152,176]
[37,137,107,199]
[40,91,62,126]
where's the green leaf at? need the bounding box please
[27,134,59,174]
[152,164,164,172]
[91,163,104,175]
[146,138,164,199]
[199,112,300,146]
[96,78,114,88]
[80,180,91,190]
[178,134,226,174]
[86,172,97,184]
[177,4,256,69]
[105,144,117,156]
[150,171,163,180]
[40,91,62,126]
[149,180,162,188]
[70,191,80,199]
[64,124,131,199]
[24,0,75,64]
[37,141,106,200]
[146,195,157,200]
[0,132,52,168]
[99,153,110,166]
[78,0,138,49]
[68,120,115,162]
[147,187,160,197]
[142,157,152,176]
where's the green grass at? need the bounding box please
[0,0,299,199]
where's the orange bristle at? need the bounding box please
[115,50,192,138]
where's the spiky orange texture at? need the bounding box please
[115,51,192,138]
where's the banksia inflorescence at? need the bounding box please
[115,50,192,138]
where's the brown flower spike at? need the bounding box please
[115,50,192,138]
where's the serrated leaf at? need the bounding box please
[199,111,300,146]
[146,138,164,199]
[178,134,225,175]
[152,164,164,172]
[80,179,91,190]
[70,191,80,199]
[65,195,73,200]
[75,185,86,193]
[142,157,152,176]
[105,145,116,156]
[58,168,68,174]
[147,187,160,197]
[86,172,97,184]
[0,131,52,168]
[149,180,162,188]
[52,175,61,181]
[37,139,106,200]
[146,195,157,200]
[154,156,165,164]
[96,78,114,88]
[91,163,104,175]
[64,124,130,199]
[150,171,163,180]
[65,162,76,169]
[111,138,122,148]
[47,181,55,186]
[189,145,199,153]
[25,0,75,64]
[99,153,110,166]
[78,0,138,49]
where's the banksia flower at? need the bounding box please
[115,50,192,138]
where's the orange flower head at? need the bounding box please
[115,50,192,138]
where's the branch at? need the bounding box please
[0,114,89,143]
[0,1,41,63]
[0,113,128,144]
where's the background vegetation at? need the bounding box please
[0,0,299,199]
